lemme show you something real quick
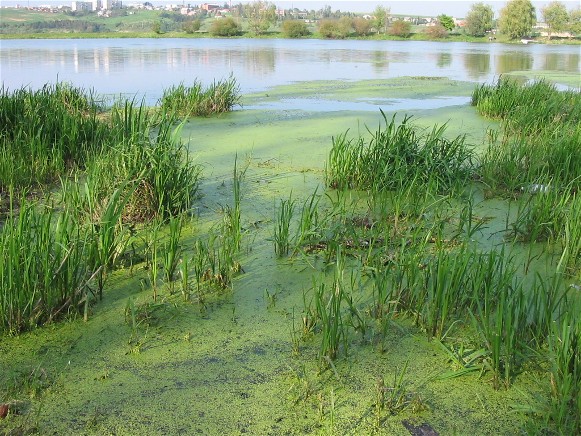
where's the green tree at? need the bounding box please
[373,5,390,34]
[388,20,412,37]
[337,16,353,36]
[152,20,163,34]
[210,17,241,36]
[247,1,276,35]
[182,19,201,34]
[425,23,448,39]
[569,8,581,36]
[438,14,455,31]
[542,1,569,38]
[318,19,349,39]
[352,17,372,36]
[465,2,494,37]
[499,0,536,39]
[281,20,310,38]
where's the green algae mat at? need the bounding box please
[0,77,563,435]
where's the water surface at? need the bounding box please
[1,38,579,104]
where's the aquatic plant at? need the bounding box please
[274,193,296,257]
[158,75,241,118]
[146,222,161,301]
[0,83,107,196]
[468,250,525,389]
[0,198,89,333]
[314,276,345,361]
[227,155,247,252]
[545,304,581,434]
[314,249,349,361]
[474,78,581,193]
[374,360,414,424]
[63,101,201,224]
[326,111,474,195]
[293,188,323,252]
[162,214,183,283]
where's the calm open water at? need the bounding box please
[1,38,579,104]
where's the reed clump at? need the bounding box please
[0,198,90,333]
[0,83,107,195]
[473,77,581,193]
[0,84,204,334]
[158,75,241,118]
[326,111,474,195]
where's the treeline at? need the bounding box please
[0,19,106,33]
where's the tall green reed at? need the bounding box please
[314,253,348,361]
[545,304,581,434]
[274,194,296,257]
[474,78,581,193]
[0,83,107,195]
[0,198,89,333]
[158,75,241,118]
[162,214,183,283]
[326,111,474,195]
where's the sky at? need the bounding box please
[2,0,580,18]
[273,1,579,17]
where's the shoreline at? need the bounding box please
[1,31,580,44]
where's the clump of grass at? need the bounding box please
[158,75,241,118]
[473,77,581,193]
[0,198,90,333]
[162,214,183,283]
[274,193,296,257]
[326,111,474,195]
[1,84,205,334]
[0,82,107,196]
[545,304,581,434]
[62,101,201,224]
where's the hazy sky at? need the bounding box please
[6,0,580,18]
[274,1,580,17]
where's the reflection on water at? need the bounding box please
[1,39,579,104]
[543,52,580,72]
[463,53,491,80]
[437,52,453,68]
[496,51,533,74]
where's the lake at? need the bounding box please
[1,38,579,104]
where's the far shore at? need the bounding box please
[1,30,580,45]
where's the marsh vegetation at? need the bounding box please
[1,76,580,434]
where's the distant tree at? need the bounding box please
[569,8,581,35]
[373,5,390,34]
[320,5,332,19]
[337,16,353,36]
[152,20,163,34]
[210,17,241,36]
[318,19,349,38]
[389,20,411,37]
[182,19,201,34]
[425,23,448,39]
[499,0,536,39]
[247,1,276,35]
[281,20,310,38]
[352,17,372,36]
[465,3,494,37]
[438,14,455,31]
[542,1,569,38]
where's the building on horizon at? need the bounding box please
[71,1,92,11]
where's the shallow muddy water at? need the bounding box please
[2,75,570,434]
